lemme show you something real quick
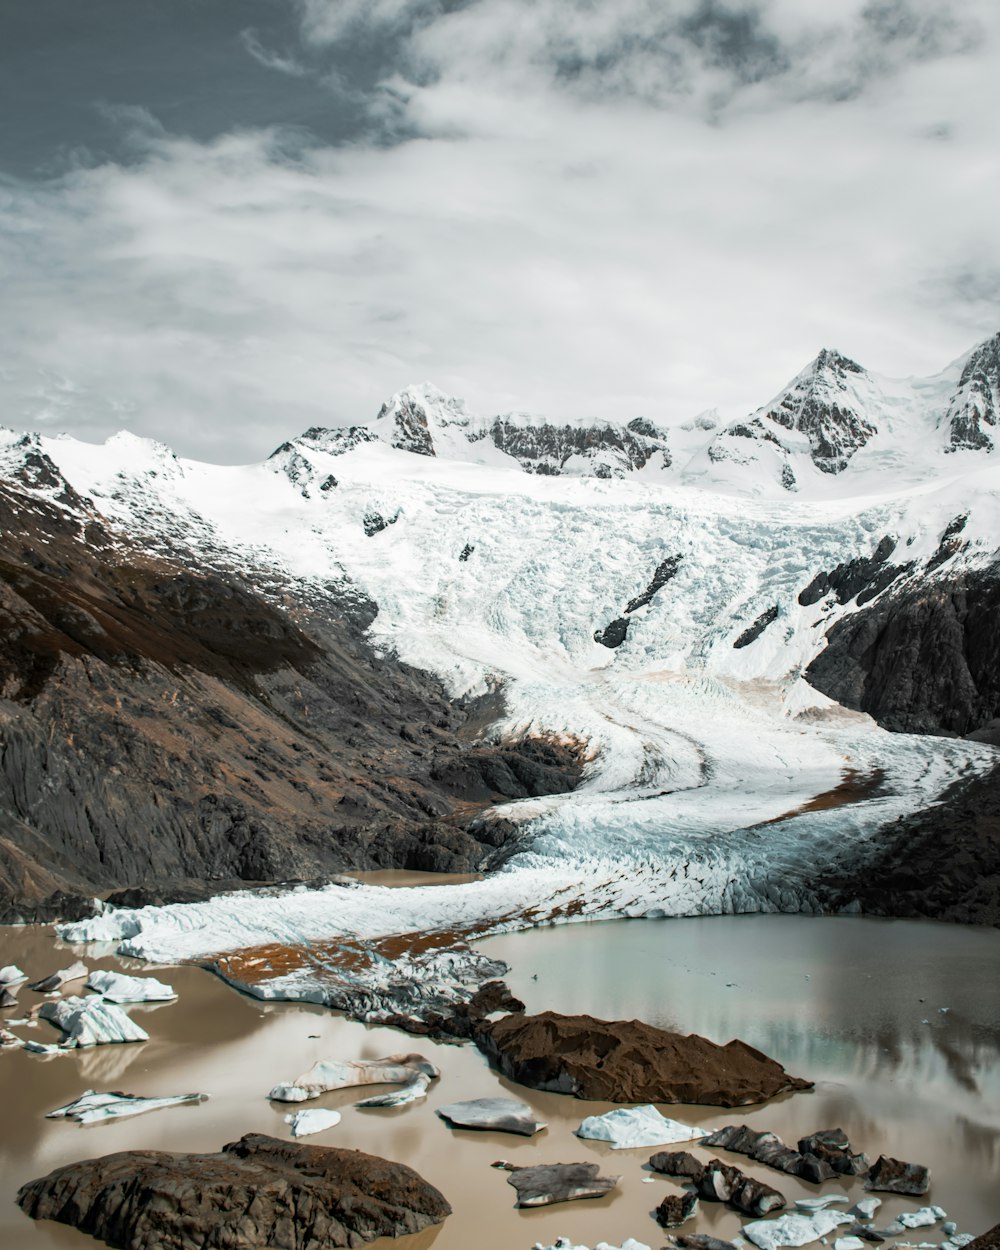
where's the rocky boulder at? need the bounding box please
[16,1132,451,1250]
[475,1011,812,1105]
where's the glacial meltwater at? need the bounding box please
[0,914,997,1250]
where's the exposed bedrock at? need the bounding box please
[0,484,585,922]
[804,565,1000,736]
[818,760,1000,924]
[473,1011,812,1106]
[16,1132,451,1250]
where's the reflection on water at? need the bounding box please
[482,914,1000,1228]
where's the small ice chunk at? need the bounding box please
[355,1071,432,1107]
[46,1089,207,1123]
[436,1096,546,1136]
[834,1239,866,1250]
[27,961,89,993]
[898,1210,942,1230]
[0,965,27,985]
[743,1211,855,1250]
[283,1108,342,1137]
[852,1200,882,1221]
[576,1105,712,1149]
[796,1200,850,1213]
[942,1223,958,1237]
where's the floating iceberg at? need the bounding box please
[38,996,148,1047]
[534,1239,651,1250]
[436,1096,546,1136]
[355,1071,433,1108]
[283,1108,342,1137]
[269,1053,439,1103]
[576,1105,711,1149]
[46,1089,207,1124]
[28,961,89,993]
[742,1211,855,1250]
[86,970,176,1003]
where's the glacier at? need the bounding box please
[26,340,1000,1014]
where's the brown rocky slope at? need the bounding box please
[0,479,583,921]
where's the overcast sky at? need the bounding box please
[2,0,999,462]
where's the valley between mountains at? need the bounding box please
[2,332,1000,1012]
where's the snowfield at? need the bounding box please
[46,370,1000,1011]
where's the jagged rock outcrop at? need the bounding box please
[734,605,780,649]
[0,481,584,921]
[765,349,876,473]
[805,565,1000,735]
[16,1133,451,1249]
[474,1010,812,1105]
[595,554,683,648]
[943,332,1000,452]
[487,415,670,477]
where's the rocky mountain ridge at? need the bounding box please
[263,332,1000,495]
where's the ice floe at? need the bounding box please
[533,1239,651,1250]
[436,1097,546,1136]
[575,1105,711,1149]
[85,971,176,1003]
[46,1090,207,1124]
[742,1211,855,1250]
[283,1108,342,1137]
[38,997,148,1048]
[268,1054,439,1103]
[27,961,88,993]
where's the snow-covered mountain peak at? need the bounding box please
[373,382,474,457]
[941,330,1000,453]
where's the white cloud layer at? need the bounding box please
[1,0,999,460]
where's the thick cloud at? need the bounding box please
[0,0,998,460]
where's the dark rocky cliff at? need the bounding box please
[804,565,1000,736]
[0,483,583,922]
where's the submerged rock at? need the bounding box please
[504,1161,621,1207]
[656,1191,699,1228]
[647,1150,705,1180]
[865,1154,930,1195]
[668,1236,740,1250]
[648,1152,785,1217]
[475,1011,811,1105]
[46,1089,207,1124]
[17,1132,451,1249]
[436,1096,546,1136]
[38,996,148,1047]
[268,1053,439,1103]
[697,1159,785,1217]
[576,1105,711,1149]
[703,1124,868,1182]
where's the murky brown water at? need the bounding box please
[0,915,997,1250]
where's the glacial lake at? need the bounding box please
[0,913,997,1250]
